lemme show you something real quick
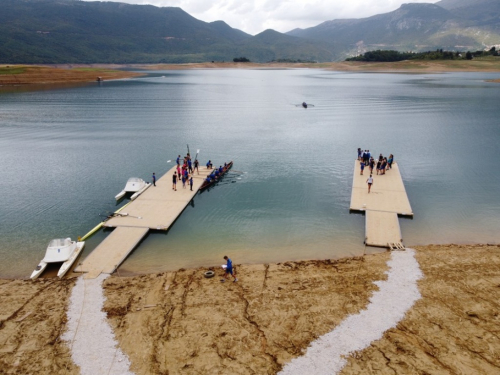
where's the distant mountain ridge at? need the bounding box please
[287,0,500,59]
[0,0,499,63]
[0,0,331,63]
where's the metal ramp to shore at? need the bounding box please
[350,161,412,249]
[75,165,212,279]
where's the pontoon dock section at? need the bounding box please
[75,165,212,279]
[350,161,412,248]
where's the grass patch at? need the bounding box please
[0,67,27,75]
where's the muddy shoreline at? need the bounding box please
[2,60,500,87]
[1,244,499,374]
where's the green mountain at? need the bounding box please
[287,0,500,59]
[1,0,499,63]
[0,0,330,63]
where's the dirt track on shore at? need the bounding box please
[0,244,499,374]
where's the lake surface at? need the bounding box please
[1,69,499,278]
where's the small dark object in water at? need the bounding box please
[302,102,307,108]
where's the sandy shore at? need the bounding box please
[0,65,141,86]
[138,59,500,74]
[0,244,499,374]
[1,60,500,87]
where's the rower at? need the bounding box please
[210,172,216,180]
[215,169,220,178]
[219,166,223,174]
[206,176,211,183]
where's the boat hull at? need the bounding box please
[58,242,85,278]
[200,161,233,191]
[115,190,126,200]
[131,183,151,200]
[30,239,85,279]
[30,261,48,280]
[115,178,149,200]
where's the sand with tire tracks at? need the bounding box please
[0,244,499,374]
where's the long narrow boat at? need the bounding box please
[200,161,233,191]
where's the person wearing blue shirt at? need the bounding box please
[222,255,237,282]
[219,166,223,174]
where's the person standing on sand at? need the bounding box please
[189,176,193,191]
[152,173,156,187]
[176,155,181,166]
[172,172,177,191]
[360,161,365,175]
[221,255,237,282]
[367,174,373,193]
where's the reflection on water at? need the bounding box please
[1,70,499,278]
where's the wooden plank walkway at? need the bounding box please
[76,227,148,279]
[365,211,402,247]
[103,166,212,229]
[350,160,412,249]
[75,164,213,279]
[350,161,412,216]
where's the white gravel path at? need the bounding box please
[62,274,134,375]
[279,248,422,375]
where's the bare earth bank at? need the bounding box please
[1,244,498,374]
[2,60,500,87]
[0,65,141,86]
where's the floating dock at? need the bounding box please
[75,165,212,279]
[350,160,412,248]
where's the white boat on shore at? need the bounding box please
[30,238,85,279]
[115,177,151,200]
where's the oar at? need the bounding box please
[116,212,143,219]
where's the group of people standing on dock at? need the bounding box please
[357,148,394,193]
[172,153,199,191]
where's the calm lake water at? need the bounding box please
[1,69,499,278]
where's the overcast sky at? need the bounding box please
[87,0,441,35]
